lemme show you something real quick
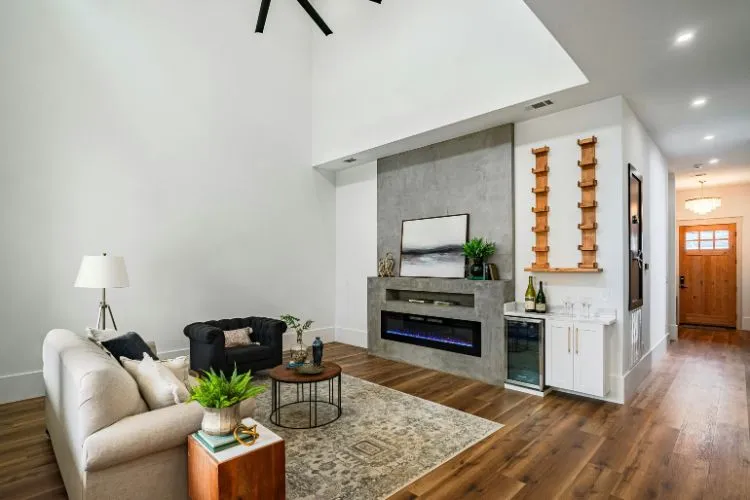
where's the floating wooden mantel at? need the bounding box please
[530,146,550,269]
[577,135,600,270]
[524,266,603,273]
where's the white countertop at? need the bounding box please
[503,302,617,326]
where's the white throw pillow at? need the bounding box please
[160,356,190,385]
[121,354,189,410]
[86,327,121,343]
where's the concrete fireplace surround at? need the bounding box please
[368,277,513,385]
[368,124,516,384]
[377,123,514,280]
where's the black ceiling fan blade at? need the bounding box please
[296,0,333,35]
[255,0,272,33]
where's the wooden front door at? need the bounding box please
[679,223,737,327]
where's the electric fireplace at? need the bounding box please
[380,311,481,357]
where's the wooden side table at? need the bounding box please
[188,418,285,500]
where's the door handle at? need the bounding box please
[575,328,579,355]
[567,327,571,353]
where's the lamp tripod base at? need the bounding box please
[96,288,118,331]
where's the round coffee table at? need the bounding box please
[268,363,342,429]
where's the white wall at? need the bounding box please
[311,0,586,166]
[667,173,678,340]
[515,97,626,402]
[621,100,671,399]
[676,183,750,330]
[334,162,377,347]
[0,1,337,403]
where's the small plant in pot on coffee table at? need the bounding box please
[281,314,314,364]
[187,367,265,436]
[462,237,496,279]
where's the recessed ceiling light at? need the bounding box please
[674,30,695,46]
[691,97,707,107]
[709,158,720,164]
[703,134,715,141]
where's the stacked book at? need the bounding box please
[193,430,238,453]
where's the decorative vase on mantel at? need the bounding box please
[201,403,241,436]
[469,258,485,279]
[290,332,308,364]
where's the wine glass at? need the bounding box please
[581,297,592,318]
[564,296,573,316]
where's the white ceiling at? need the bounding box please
[311,0,587,169]
[523,0,750,190]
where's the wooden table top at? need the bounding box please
[268,362,342,383]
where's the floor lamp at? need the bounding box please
[75,253,129,330]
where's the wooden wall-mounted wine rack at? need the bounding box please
[530,146,550,270]
[524,138,604,274]
[576,135,601,271]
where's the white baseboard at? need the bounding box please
[0,369,44,404]
[282,327,335,351]
[335,327,368,348]
[743,317,750,331]
[669,323,678,341]
[623,333,669,402]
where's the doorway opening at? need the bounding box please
[678,223,737,328]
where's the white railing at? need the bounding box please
[628,307,644,370]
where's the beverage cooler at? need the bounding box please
[505,316,545,391]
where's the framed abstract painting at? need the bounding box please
[399,214,469,278]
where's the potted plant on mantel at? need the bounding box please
[187,368,265,435]
[462,237,496,279]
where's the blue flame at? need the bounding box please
[384,329,474,348]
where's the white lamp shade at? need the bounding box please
[74,255,130,288]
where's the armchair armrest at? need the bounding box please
[184,323,224,344]
[248,317,287,347]
[83,399,257,471]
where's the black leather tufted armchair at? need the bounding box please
[183,317,287,375]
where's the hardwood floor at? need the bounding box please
[1,327,748,499]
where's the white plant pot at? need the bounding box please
[201,403,241,436]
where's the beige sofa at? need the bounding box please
[43,329,256,500]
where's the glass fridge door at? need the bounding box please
[506,318,543,390]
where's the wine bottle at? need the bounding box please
[535,281,547,313]
[524,276,536,312]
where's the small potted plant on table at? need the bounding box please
[462,237,496,279]
[281,314,314,365]
[187,368,265,436]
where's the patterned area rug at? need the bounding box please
[252,373,502,500]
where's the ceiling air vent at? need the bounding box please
[343,157,357,164]
[525,99,554,111]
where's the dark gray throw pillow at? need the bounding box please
[101,332,158,362]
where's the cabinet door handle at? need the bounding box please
[575,328,579,355]
[567,327,571,353]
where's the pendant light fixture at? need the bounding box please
[685,179,722,215]
[256,0,382,36]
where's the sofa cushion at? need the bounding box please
[121,354,189,410]
[225,344,273,366]
[101,331,158,361]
